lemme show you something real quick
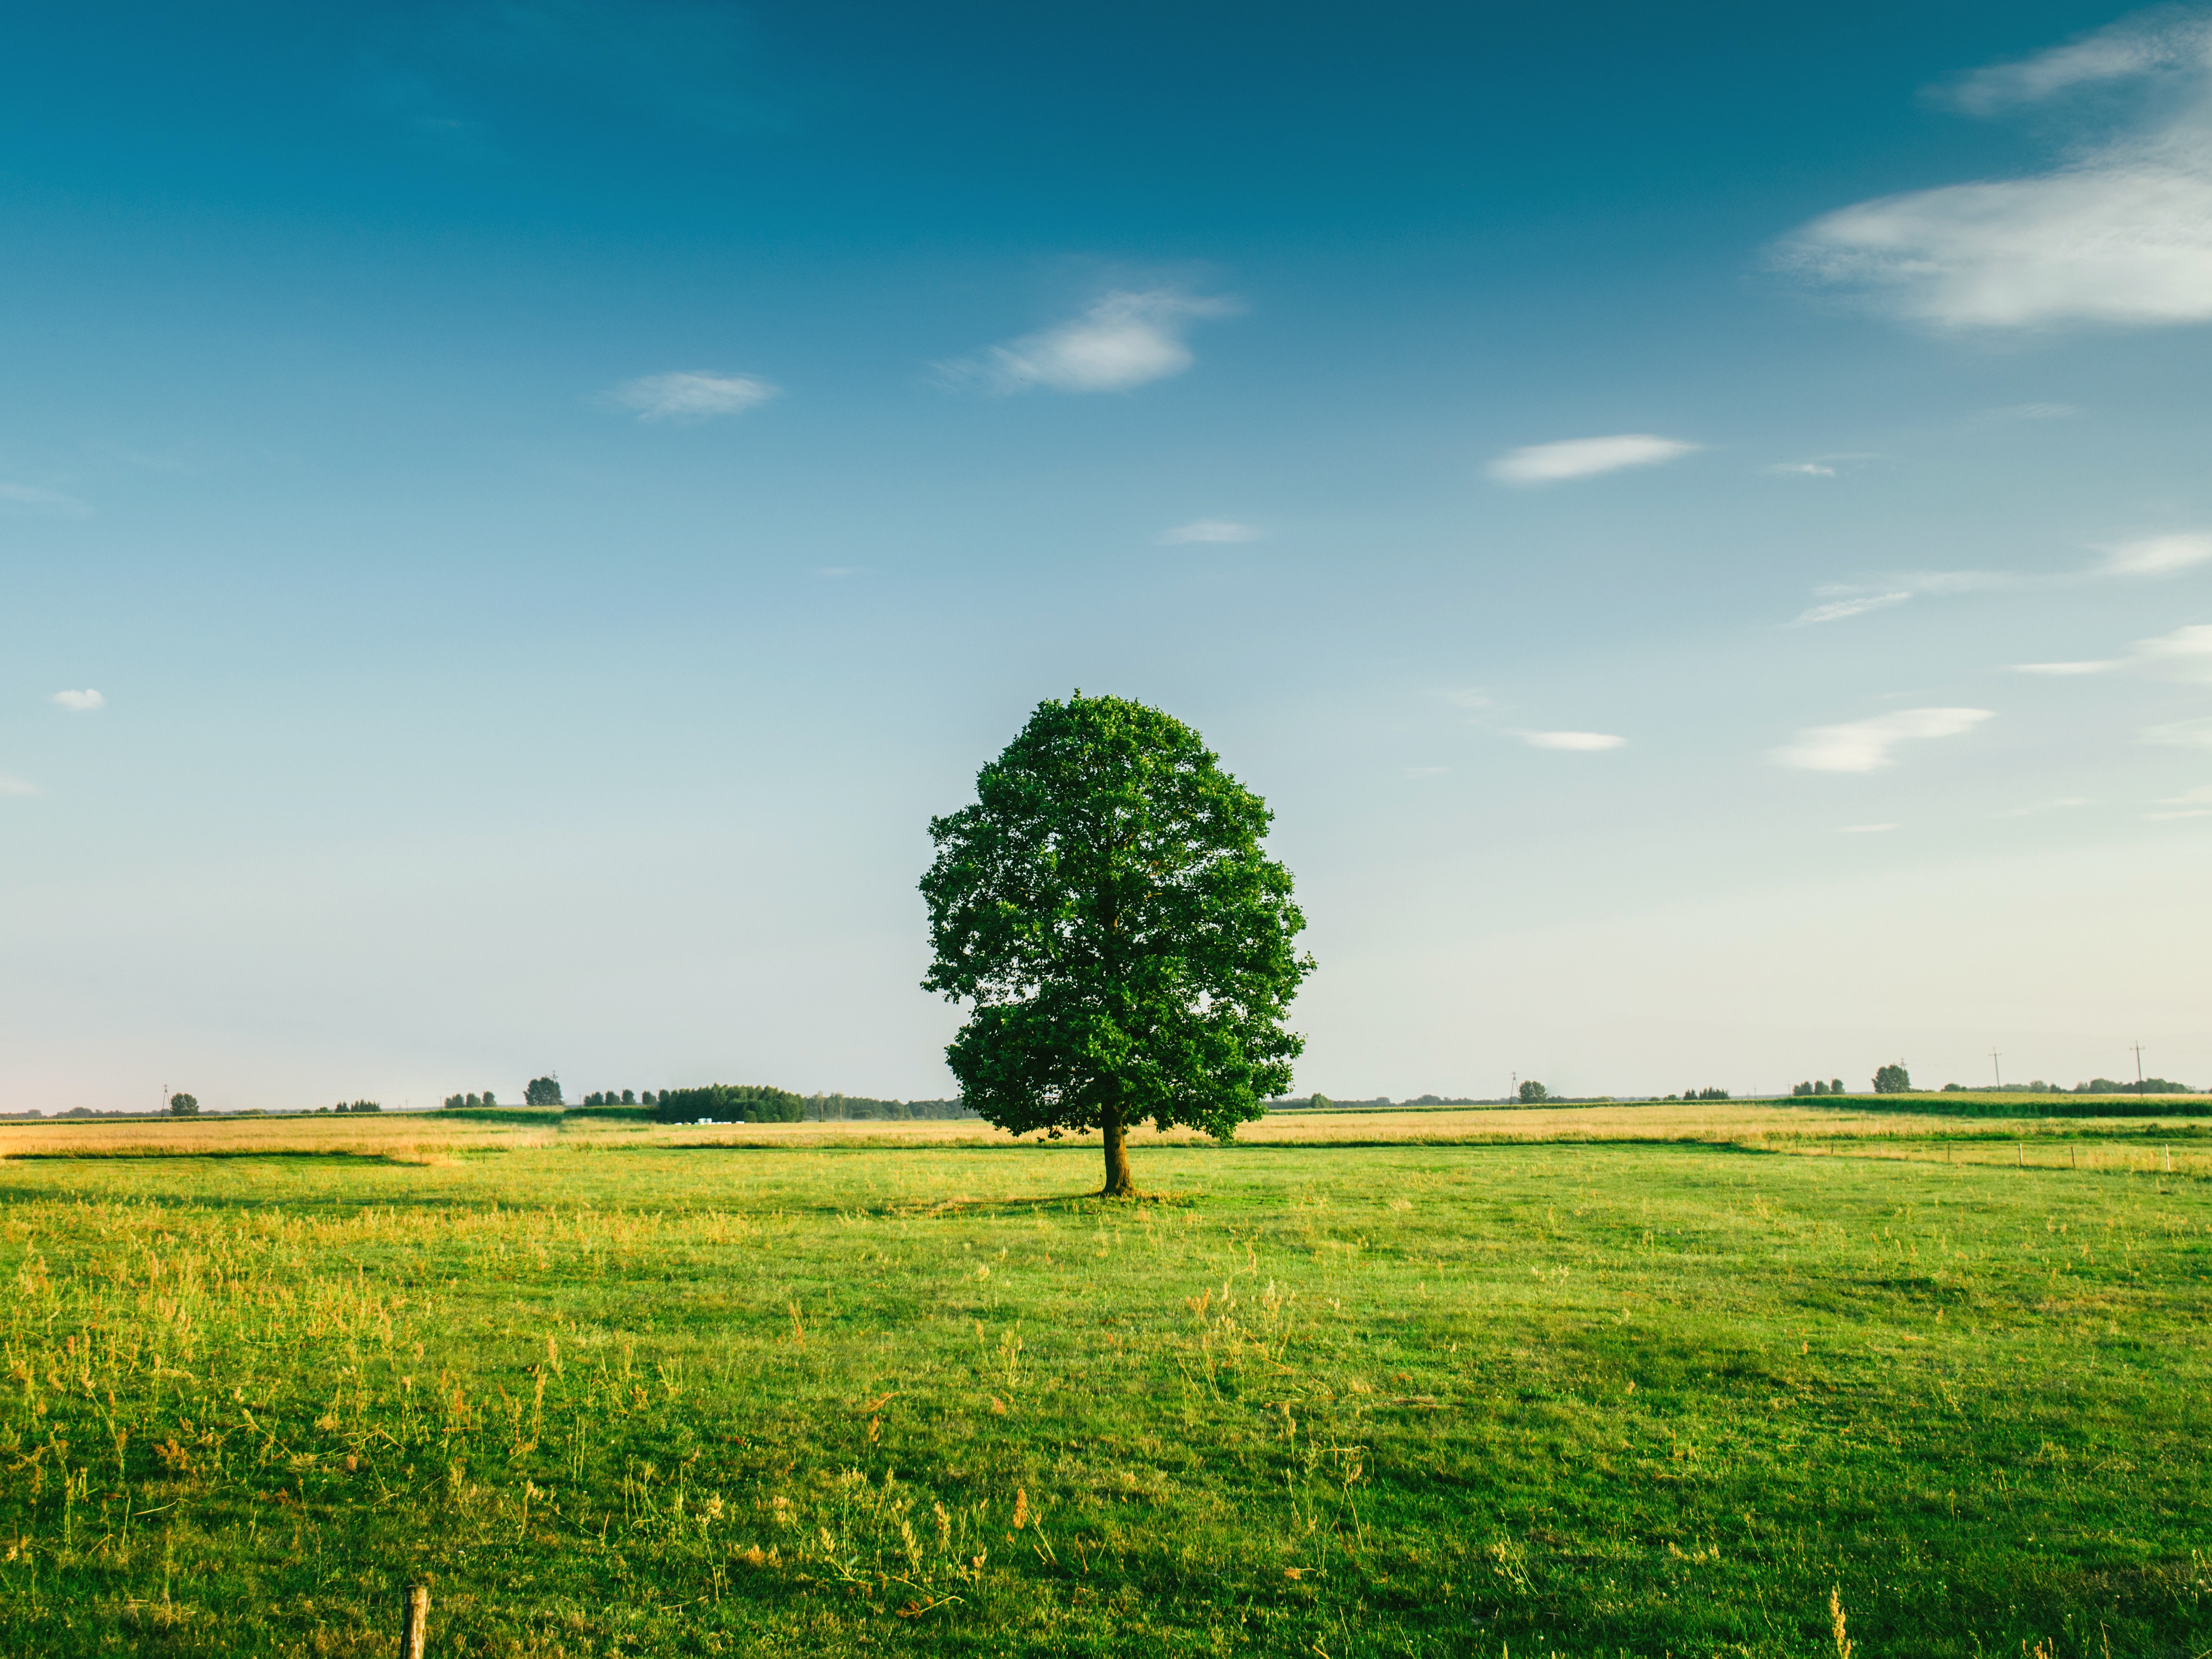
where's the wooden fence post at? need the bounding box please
[401,1584,430,1659]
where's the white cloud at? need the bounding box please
[949,290,1238,394]
[1160,519,1262,544]
[1767,462,1838,477]
[1995,796,2092,817]
[1794,591,1912,625]
[2016,622,2212,682]
[1779,13,2212,327]
[2148,806,2212,818]
[0,774,38,798]
[1489,434,1699,485]
[1440,687,1494,711]
[1948,13,2212,112]
[50,689,105,712]
[1773,707,1994,772]
[610,371,778,422]
[1806,528,2212,623]
[2140,715,2212,747]
[2161,782,2212,805]
[2099,532,2212,576]
[1520,730,1627,752]
[0,482,93,517]
[1838,822,1900,834]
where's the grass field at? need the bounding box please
[3,1106,2208,1656]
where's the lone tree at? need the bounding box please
[1873,1062,1911,1094]
[921,693,1313,1196]
[525,1076,563,1106]
[168,1092,199,1116]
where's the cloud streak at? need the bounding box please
[1519,730,1627,752]
[0,774,38,798]
[610,371,778,422]
[1489,434,1698,485]
[2013,622,2212,683]
[1160,518,1261,544]
[1777,12,2212,328]
[1802,529,2212,623]
[1773,707,1994,772]
[50,689,105,712]
[947,290,1238,394]
[0,482,92,517]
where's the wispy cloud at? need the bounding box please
[1773,707,1994,772]
[50,689,104,713]
[944,290,1238,394]
[1160,518,1262,544]
[0,774,38,798]
[1803,529,2212,623]
[1794,591,1912,625]
[1519,730,1627,752]
[609,371,778,423]
[2148,782,2212,818]
[1767,461,1838,478]
[1838,822,1900,833]
[1489,434,1698,485]
[2143,715,2212,748]
[2014,622,2212,682]
[0,482,93,517]
[1995,796,2092,817]
[1777,11,2212,327]
[2098,533,2212,576]
[1440,687,1495,711]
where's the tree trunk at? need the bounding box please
[1100,1108,1136,1197]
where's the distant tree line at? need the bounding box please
[1790,1079,1848,1096]
[1941,1077,2199,1095]
[1666,1087,1731,1101]
[442,1091,500,1109]
[326,1100,381,1113]
[654,1085,978,1124]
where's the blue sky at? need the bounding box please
[4,1,2210,1110]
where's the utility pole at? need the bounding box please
[1510,1070,1517,1105]
[2132,1040,2146,1095]
[1990,1048,2001,1088]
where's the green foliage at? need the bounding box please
[166,1092,198,1116]
[1516,1080,1548,1103]
[525,1076,563,1106]
[1873,1062,1911,1094]
[332,1099,381,1114]
[1685,1086,1729,1101]
[655,1083,806,1124]
[1,1138,2208,1657]
[920,693,1312,1188]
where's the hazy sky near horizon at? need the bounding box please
[4,1,2210,1111]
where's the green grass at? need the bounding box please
[2,1136,2208,1657]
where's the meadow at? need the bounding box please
[2,1103,2208,1657]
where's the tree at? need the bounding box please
[168,1092,199,1116]
[1873,1062,1911,1094]
[921,693,1313,1197]
[525,1076,562,1106]
[1831,1078,1844,1096]
[1518,1080,1549,1103]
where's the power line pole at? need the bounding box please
[1989,1047,2001,1088]
[2132,1040,2146,1095]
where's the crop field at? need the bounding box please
[3,1106,2209,1657]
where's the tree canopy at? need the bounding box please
[920,693,1312,1195]
[1873,1062,1911,1094]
